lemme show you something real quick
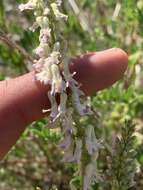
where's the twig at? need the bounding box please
[68,0,91,33]
[0,30,34,68]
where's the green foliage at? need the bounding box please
[0,0,143,190]
[105,121,137,190]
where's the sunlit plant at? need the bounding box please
[19,0,102,189]
[18,1,139,190]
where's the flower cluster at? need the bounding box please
[19,1,101,189]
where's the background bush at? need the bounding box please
[0,0,143,189]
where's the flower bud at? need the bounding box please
[51,3,68,20]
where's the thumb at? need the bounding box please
[71,48,128,95]
[0,48,128,159]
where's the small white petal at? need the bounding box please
[19,2,35,11]
[51,3,68,20]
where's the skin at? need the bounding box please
[0,48,128,160]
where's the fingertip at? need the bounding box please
[108,48,128,73]
[89,48,128,73]
[71,48,128,95]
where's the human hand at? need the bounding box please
[0,48,128,159]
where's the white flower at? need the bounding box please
[35,58,52,84]
[56,0,62,6]
[34,51,61,86]
[51,3,68,20]
[19,0,36,11]
[35,70,47,83]
[50,51,61,64]
[36,16,49,28]
[19,3,35,11]
[35,43,49,57]
[35,46,45,57]
[39,28,51,43]
[33,58,44,71]
[43,8,50,16]
[51,64,63,94]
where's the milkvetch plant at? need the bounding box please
[0,0,140,189]
[19,0,102,189]
[16,1,140,190]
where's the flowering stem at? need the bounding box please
[47,3,56,47]
[19,1,100,190]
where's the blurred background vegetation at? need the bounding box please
[0,0,143,189]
